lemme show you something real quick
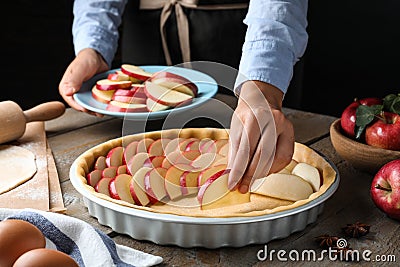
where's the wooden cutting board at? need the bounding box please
[0,121,64,211]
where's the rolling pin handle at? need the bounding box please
[23,101,66,123]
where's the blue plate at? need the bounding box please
[74,65,218,120]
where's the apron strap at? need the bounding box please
[140,0,249,65]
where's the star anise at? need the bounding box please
[342,222,370,238]
[314,234,339,248]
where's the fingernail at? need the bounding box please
[239,185,248,194]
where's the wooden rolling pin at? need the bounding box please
[0,101,66,144]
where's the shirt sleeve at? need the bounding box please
[72,0,128,67]
[235,0,309,95]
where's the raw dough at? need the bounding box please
[0,145,37,194]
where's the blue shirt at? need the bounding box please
[73,0,308,94]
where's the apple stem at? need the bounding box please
[375,183,392,192]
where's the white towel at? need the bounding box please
[0,208,163,267]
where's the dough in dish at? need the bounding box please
[0,145,37,194]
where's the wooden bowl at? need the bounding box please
[330,119,400,174]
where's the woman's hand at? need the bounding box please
[228,80,295,193]
[59,48,109,116]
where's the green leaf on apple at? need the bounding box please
[354,105,383,139]
[383,93,400,115]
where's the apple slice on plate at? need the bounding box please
[144,167,168,202]
[150,71,198,97]
[111,95,146,105]
[109,174,135,204]
[94,177,112,196]
[107,72,130,81]
[105,146,124,167]
[106,101,147,113]
[121,64,153,81]
[130,167,154,206]
[146,98,170,112]
[92,86,115,104]
[197,170,250,210]
[131,84,147,98]
[144,81,193,107]
[250,173,313,201]
[96,79,132,90]
[291,162,322,192]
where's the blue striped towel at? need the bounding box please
[0,208,163,267]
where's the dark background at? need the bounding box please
[2,0,399,117]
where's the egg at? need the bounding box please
[0,219,46,267]
[13,248,78,267]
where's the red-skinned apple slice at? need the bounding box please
[150,71,198,97]
[148,138,171,156]
[197,169,250,210]
[146,98,170,112]
[212,155,227,166]
[121,64,153,81]
[92,86,115,104]
[162,150,201,169]
[180,170,200,196]
[178,138,198,151]
[113,89,135,97]
[136,138,154,153]
[108,174,135,204]
[117,165,127,175]
[250,173,313,201]
[197,164,227,186]
[165,165,186,200]
[94,156,107,170]
[131,85,147,98]
[127,152,150,175]
[291,162,322,191]
[105,146,124,167]
[106,101,147,113]
[191,153,224,171]
[123,141,139,164]
[111,95,146,104]
[199,139,217,154]
[143,156,165,168]
[86,169,102,187]
[94,177,112,196]
[218,142,229,157]
[130,167,153,206]
[163,137,183,155]
[214,139,229,152]
[102,166,118,178]
[96,79,132,91]
[107,72,130,81]
[116,70,143,83]
[144,167,167,202]
[144,81,193,107]
[184,139,201,151]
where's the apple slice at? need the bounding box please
[148,138,171,156]
[116,70,143,83]
[123,141,139,164]
[144,167,168,202]
[150,71,198,97]
[127,152,151,175]
[131,84,147,98]
[197,164,227,186]
[218,142,229,157]
[113,88,135,97]
[130,167,153,206]
[92,86,115,104]
[165,165,186,200]
[94,156,107,170]
[212,155,227,166]
[106,101,147,113]
[111,95,146,104]
[180,170,200,196]
[163,137,183,155]
[184,139,201,151]
[146,98,170,112]
[102,166,118,178]
[284,159,298,172]
[143,156,165,168]
[117,165,127,175]
[108,72,130,81]
[94,177,112,196]
[136,138,154,153]
[250,173,313,201]
[96,79,132,91]
[197,170,250,210]
[121,64,153,81]
[86,169,102,187]
[105,146,124,167]
[108,174,135,204]
[144,81,193,107]
[191,153,224,171]
[199,139,217,154]
[162,150,201,169]
[214,139,229,152]
[291,162,322,192]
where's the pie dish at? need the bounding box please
[70,128,339,248]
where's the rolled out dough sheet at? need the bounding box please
[0,145,37,194]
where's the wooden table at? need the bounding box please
[45,94,399,266]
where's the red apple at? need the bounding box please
[365,112,400,151]
[370,159,400,221]
[340,97,382,138]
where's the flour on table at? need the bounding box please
[0,145,37,194]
